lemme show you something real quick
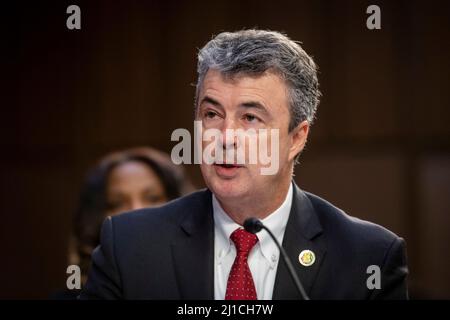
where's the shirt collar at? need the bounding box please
[213,182,293,268]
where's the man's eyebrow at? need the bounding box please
[199,96,222,108]
[200,96,270,116]
[240,101,270,115]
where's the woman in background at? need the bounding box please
[59,147,194,299]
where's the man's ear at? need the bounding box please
[288,120,309,162]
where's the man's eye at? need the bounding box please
[244,114,259,123]
[204,111,218,119]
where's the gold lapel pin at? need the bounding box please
[299,249,315,267]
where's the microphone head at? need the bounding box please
[243,217,263,234]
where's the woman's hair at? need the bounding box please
[71,147,194,280]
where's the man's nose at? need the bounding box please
[220,119,238,150]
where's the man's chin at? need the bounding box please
[209,179,249,200]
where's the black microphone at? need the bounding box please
[244,217,310,300]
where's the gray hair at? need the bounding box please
[195,29,321,132]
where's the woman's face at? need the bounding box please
[105,160,168,216]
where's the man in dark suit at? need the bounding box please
[80,29,408,300]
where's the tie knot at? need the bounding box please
[230,228,258,254]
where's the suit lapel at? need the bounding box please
[171,189,215,299]
[272,183,327,300]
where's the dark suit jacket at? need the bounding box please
[80,182,408,300]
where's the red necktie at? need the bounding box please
[225,228,259,300]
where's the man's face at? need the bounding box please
[196,69,309,201]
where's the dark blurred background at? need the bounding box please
[2,0,449,299]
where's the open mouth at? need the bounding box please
[213,163,243,169]
[212,163,244,177]
[217,164,237,168]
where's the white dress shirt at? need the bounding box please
[213,182,293,300]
